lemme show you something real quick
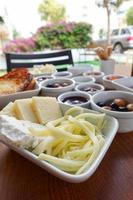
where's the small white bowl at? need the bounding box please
[112,77,133,93]
[75,83,105,96]
[91,90,133,133]
[52,71,73,78]
[72,76,95,85]
[83,71,104,84]
[58,91,91,108]
[35,75,53,83]
[41,78,75,97]
[103,74,126,89]
[68,64,93,76]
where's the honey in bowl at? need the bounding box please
[107,75,123,81]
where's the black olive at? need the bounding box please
[110,103,119,110]
[97,102,105,107]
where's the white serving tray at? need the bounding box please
[0,103,118,183]
[0,82,41,109]
[112,77,133,93]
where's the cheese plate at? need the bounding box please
[0,102,118,183]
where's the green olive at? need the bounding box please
[127,104,133,111]
[113,98,127,107]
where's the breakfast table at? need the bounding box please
[0,131,132,200]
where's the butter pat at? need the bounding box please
[14,99,38,123]
[32,97,62,124]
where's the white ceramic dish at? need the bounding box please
[68,64,93,76]
[52,71,73,78]
[75,83,105,96]
[91,91,133,133]
[83,71,104,84]
[72,76,95,85]
[41,78,75,97]
[0,82,40,110]
[0,103,118,183]
[35,75,53,83]
[102,74,126,89]
[58,91,91,108]
[112,77,133,93]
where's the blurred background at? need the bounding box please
[0,0,133,72]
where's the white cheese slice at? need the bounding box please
[32,97,62,124]
[14,99,38,123]
[0,102,16,117]
[0,115,33,148]
[0,115,45,148]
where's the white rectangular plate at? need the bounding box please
[0,103,118,183]
[112,77,133,93]
[0,82,40,109]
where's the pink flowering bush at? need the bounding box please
[34,22,92,50]
[3,37,36,53]
[3,22,92,52]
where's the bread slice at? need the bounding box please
[0,78,25,95]
[32,97,62,124]
[0,68,34,95]
[3,68,29,79]
[24,78,36,91]
[14,99,38,123]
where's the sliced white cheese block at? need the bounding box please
[0,102,16,117]
[32,97,62,124]
[14,99,38,123]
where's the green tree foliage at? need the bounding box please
[12,27,21,39]
[3,22,92,52]
[0,16,4,24]
[34,22,92,50]
[126,6,133,25]
[38,0,66,23]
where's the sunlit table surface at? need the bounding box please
[0,132,132,200]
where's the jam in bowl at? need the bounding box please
[75,83,104,95]
[46,82,70,88]
[36,75,53,83]
[83,71,104,83]
[72,76,95,85]
[41,78,75,97]
[62,96,88,105]
[52,71,72,78]
[58,91,91,108]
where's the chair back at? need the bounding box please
[5,50,74,72]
